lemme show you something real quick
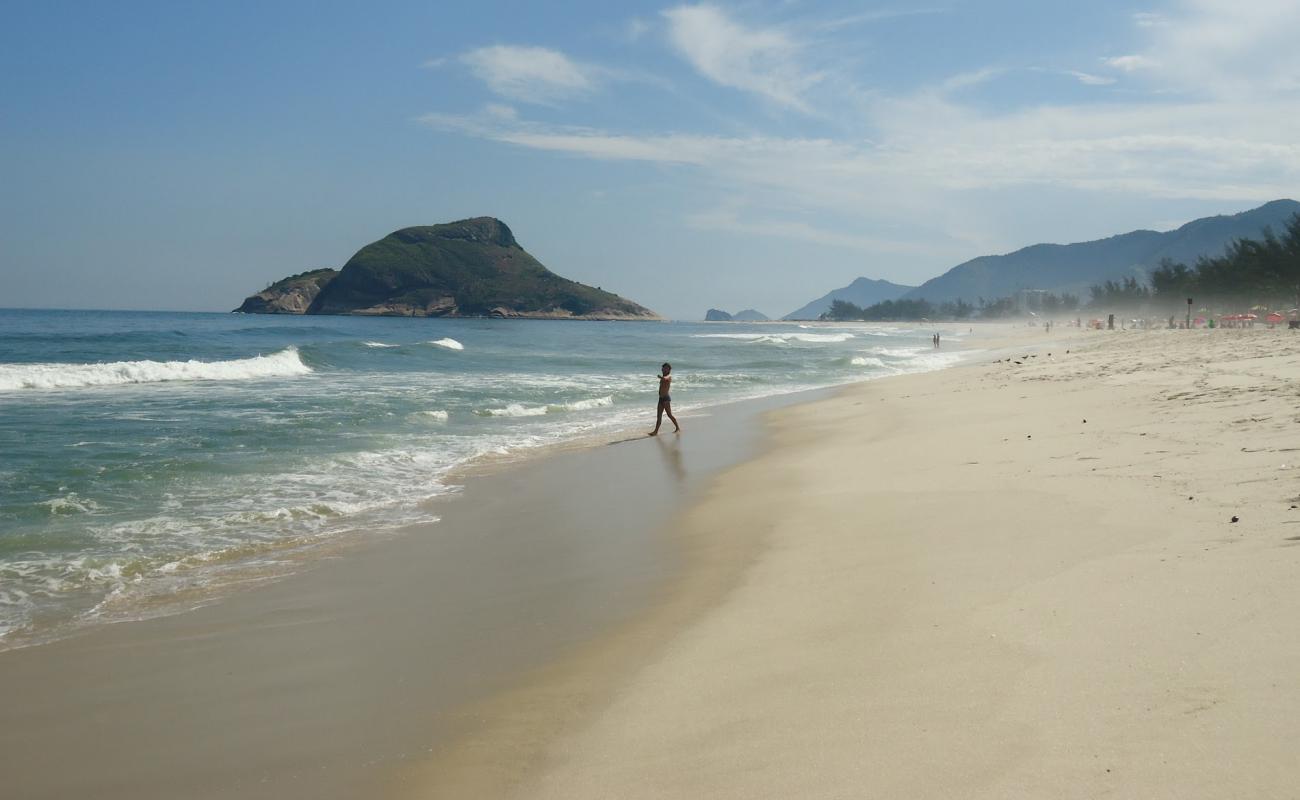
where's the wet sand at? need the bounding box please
[0,391,809,799]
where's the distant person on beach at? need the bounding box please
[649,362,680,436]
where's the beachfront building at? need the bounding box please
[1014,288,1050,313]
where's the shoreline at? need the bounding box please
[464,326,1299,798]
[0,381,837,800]
[0,320,981,655]
[394,325,1067,797]
[0,322,1074,799]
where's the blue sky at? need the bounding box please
[2,1,1298,319]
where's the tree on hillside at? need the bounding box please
[1089,276,1150,307]
[822,299,866,320]
[1145,214,1300,309]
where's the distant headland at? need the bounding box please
[235,217,659,320]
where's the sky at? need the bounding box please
[2,0,1298,320]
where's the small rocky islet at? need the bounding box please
[236,217,658,320]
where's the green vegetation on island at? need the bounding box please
[236,217,658,320]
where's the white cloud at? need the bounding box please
[1104,54,1157,72]
[1066,70,1117,86]
[938,67,1004,93]
[1133,11,1167,28]
[421,99,1300,208]
[816,7,945,32]
[482,103,518,121]
[1138,0,1300,97]
[423,0,1300,261]
[661,4,822,111]
[461,45,599,104]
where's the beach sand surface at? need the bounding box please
[0,392,797,800]
[416,327,1300,799]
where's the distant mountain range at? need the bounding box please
[236,218,658,320]
[783,277,915,320]
[904,199,1300,303]
[705,308,771,321]
[781,200,1300,316]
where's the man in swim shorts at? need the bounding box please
[649,362,680,436]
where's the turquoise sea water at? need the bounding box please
[0,309,966,648]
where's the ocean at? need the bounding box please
[0,309,967,648]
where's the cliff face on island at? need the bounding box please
[235,218,658,320]
[235,269,339,314]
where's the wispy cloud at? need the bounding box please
[937,67,1004,93]
[661,4,822,111]
[1133,11,1167,28]
[461,45,600,105]
[814,7,946,32]
[424,0,1300,260]
[1138,0,1300,97]
[421,100,1300,206]
[1066,70,1117,86]
[1104,54,1156,72]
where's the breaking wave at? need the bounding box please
[477,395,614,417]
[429,338,465,351]
[554,395,614,411]
[693,332,855,344]
[0,348,312,391]
[850,356,888,368]
[478,403,549,418]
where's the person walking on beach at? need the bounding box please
[649,362,680,436]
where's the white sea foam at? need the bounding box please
[850,356,888,368]
[0,348,312,391]
[553,395,614,411]
[363,341,399,348]
[413,409,450,422]
[478,395,613,417]
[429,338,465,350]
[41,494,100,515]
[870,346,926,358]
[693,332,854,344]
[479,403,549,417]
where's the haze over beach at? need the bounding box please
[2,1,1300,798]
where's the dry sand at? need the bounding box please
[419,326,1300,798]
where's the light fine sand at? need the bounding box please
[442,327,1300,798]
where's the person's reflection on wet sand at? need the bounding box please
[655,434,686,484]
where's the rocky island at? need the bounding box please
[235,217,658,320]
